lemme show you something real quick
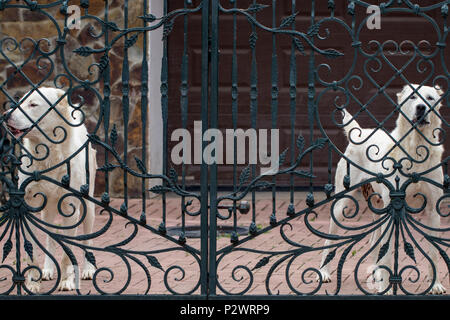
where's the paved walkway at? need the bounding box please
[1,193,449,296]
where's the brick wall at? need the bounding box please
[0,0,149,198]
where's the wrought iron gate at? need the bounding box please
[0,0,448,297]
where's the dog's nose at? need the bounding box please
[416,104,426,117]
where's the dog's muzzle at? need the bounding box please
[2,110,31,139]
[413,104,430,127]
[5,122,31,138]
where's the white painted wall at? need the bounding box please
[148,0,164,191]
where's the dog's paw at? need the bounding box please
[58,279,76,291]
[429,283,446,295]
[376,281,391,295]
[41,268,54,281]
[25,280,41,294]
[378,288,393,295]
[316,269,332,283]
[81,266,96,280]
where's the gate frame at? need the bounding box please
[0,0,448,299]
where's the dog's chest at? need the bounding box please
[19,138,87,196]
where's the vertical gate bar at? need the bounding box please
[122,0,130,208]
[200,0,210,296]
[327,142,332,189]
[351,1,356,31]
[140,0,148,223]
[209,0,219,296]
[180,0,190,239]
[15,219,21,295]
[330,0,335,18]
[393,215,400,295]
[445,161,449,188]
[231,1,239,234]
[307,0,316,193]
[103,0,111,193]
[85,146,89,187]
[250,0,258,230]
[160,0,169,233]
[231,0,238,237]
[326,0,335,191]
[326,0,334,192]
[8,145,19,294]
[66,162,71,184]
[270,0,278,225]
[289,0,297,207]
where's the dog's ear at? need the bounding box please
[396,85,409,103]
[435,84,444,96]
[433,84,445,112]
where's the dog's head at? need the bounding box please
[3,87,73,141]
[396,84,443,130]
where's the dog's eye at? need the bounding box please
[427,96,434,101]
[411,95,417,100]
[30,103,38,107]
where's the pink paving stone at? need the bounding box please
[0,194,448,296]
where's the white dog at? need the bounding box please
[4,87,97,293]
[318,84,446,295]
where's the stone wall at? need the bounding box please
[0,0,149,198]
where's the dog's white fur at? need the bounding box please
[318,84,446,295]
[5,87,97,293]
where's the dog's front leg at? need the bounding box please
[80,144,97,281]
[81,200,96,280]
[58,200,80,291]
[23,225,41,294]
[373,218,393,294]
[317,195,352,283]
[42,208,58,281]
[23,190,42,294]
[365,187,393,295]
